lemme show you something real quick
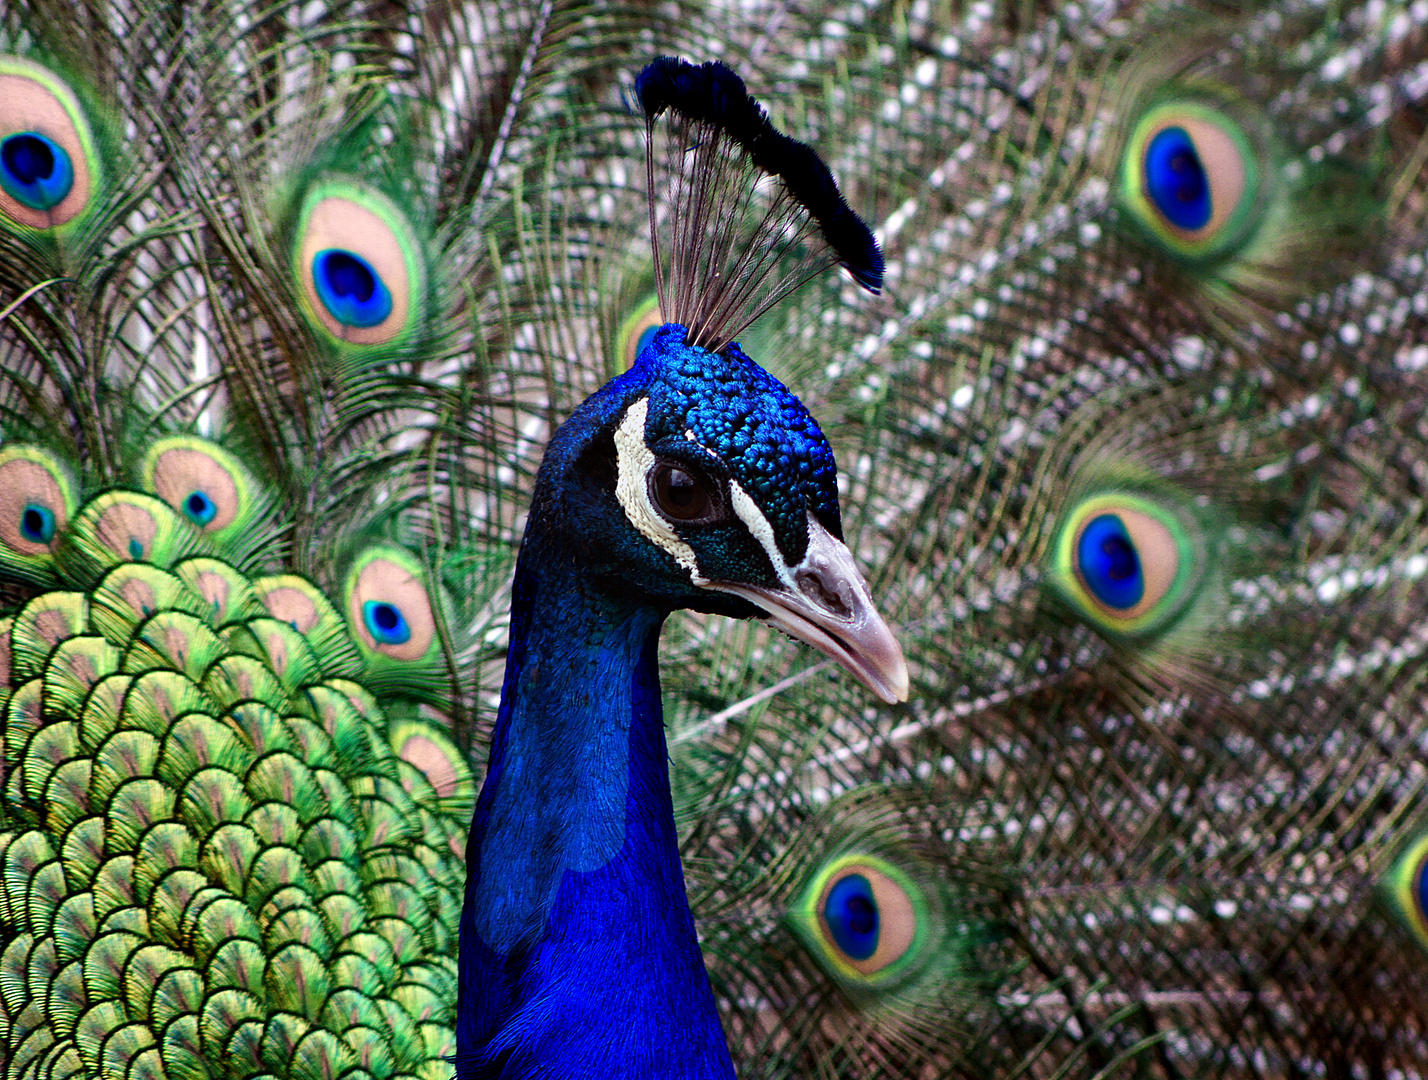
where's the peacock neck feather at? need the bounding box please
[457,375,737,1079]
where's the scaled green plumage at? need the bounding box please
[0,483,473,1079]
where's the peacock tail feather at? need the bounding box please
[4,0,1428,1076]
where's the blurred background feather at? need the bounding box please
[2,0,1428,1077]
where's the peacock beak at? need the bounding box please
[709,515,910,704]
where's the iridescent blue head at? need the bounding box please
[632,325,841,558]
[509,58,906,702]
[529,323,906,703]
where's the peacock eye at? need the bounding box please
[1120,99,1259,264]
[363,599,412,645]
[1383,830,1428,951]
[650,462,716,523]
[791,853,928,988]
[291,183,423,351]
[143,438,253,543]
[1,132,73,210]
[1050,489,1203,642]
[182,490,218,526]
[20,503,57,544]
[0,59,102,234]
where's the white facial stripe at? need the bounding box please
[728,480,798,591]
[613,398,705,584]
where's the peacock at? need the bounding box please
[3,0,1428,1078]
[454,55,904,1077]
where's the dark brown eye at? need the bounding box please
[650,463,713,522]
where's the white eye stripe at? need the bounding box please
[613,398,706,584]
[728,480,798,590]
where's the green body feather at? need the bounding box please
[0,480,473,1079]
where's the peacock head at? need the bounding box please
[531,323,908,704]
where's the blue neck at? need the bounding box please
[456,545,736,1078]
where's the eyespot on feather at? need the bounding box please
[794,853,928,987]
[343,547,438,663]
[1120,99,1262,264]
[1051,492,1200,639]
[292,180,424,348]
[1381,831,1428,953]
[0,56,100,231]
[138,437,281,570]
[0,446,76,561]
[617,296,664,369]
[141,438,247,535]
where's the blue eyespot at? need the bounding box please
[19,503,56,544]
[182,489,218,526]
[1143,126,1210,231]
[1077,514,1144,611]
[0,132,74,212]
[312,249,393,328]
[634,323,659,362]
[1414,849,1428,924]
[824,873,879,961]
[363,599,412,645]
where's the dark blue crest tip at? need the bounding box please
[635,58,761,134]
[828,209,884,293]
[634,57,884,295]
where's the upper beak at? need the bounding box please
[709,515,909,704]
